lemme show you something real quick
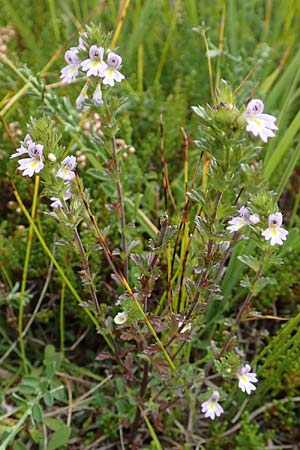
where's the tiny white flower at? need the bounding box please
[102,52,125,87]
[48,153,57,162]
[57,156,77,181]
[60,49,81,84]
[237,364,258,395]
[178,321,191,333]
[227,206,260,232]
[201,391,224,420]
[50,188,72,209]
[92,83,103,106]
[17,142,44,177]
[76,82,89,111]
[249,213,260,224]
[81,45,107,77]
[78,33,88,50]
[10,133,33,158]
[114,312,128,325]
[245,99,278,143]
[262,212,288,246]
[24,133,32,144]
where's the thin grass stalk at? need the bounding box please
[177,128,189,312]
[111,0,131,49]
[153,0,181,85]
[261,0,272,42]
[215,1,226,89]
[12,182,109,339]
[60,280,66,355]
[0,254,54,366]
[275,139,300,200]
[47,0,61,42]
[142,412,163,450]
[289,188,300,228]
[0,262,13,290]
[71,0,82,22]
[170,150,203,284]
[159,113,176,212]
[202,28,215,104]
[18,175,40,374]
[137,43,144,95]
[75,176,176,371]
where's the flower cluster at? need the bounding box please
[227,206,288,246]
[201,364,258,420]
[244,99,278,143]
[11,135,77,182]
[11,134,78,212]
[60,32,125,110]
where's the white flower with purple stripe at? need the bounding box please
[102,52,125,86]
[10,134,33,159]
[60,49,81,84]
[201,390,224,420]
[92,83,103,105]
[245,99,278,143]
[81,45,106,77]
[227,206,260,232]
[17,142,44,177]
[50,188,72,209]
[262,212,288,246]
[57,156,77,181]
[237,364,258,394]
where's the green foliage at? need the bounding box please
[235,418,267,450]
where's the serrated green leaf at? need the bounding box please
[186,189,205,204]
[240,275,252,290]
[161,225,178,247]
[237,255,259,272]
[253,277,270,295]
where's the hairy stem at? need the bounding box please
[112,137,128,281]
[73,228,100,314]
[217,253,266,359]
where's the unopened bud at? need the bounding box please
[48,153,57,162]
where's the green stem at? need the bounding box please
[12,182,116,352]
[19,175,40,374]
[111,136,128,281]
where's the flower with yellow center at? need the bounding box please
[237,364,258,394]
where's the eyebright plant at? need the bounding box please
[8,23,296,448]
